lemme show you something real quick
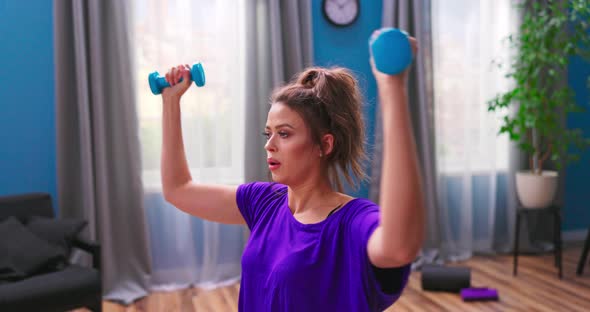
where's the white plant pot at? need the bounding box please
[515,170,559,209]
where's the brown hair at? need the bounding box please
[269,67,368,193]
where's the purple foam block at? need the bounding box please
[460,288,499,302]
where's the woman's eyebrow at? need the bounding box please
[265,124,295,130]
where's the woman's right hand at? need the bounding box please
[161,64,192,101]
[369,30,418,89]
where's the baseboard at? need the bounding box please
[563,229,588,242]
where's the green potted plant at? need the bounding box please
[488,0,590,209]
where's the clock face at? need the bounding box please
[323,0,359,27]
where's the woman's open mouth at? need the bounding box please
[267,158,281,171]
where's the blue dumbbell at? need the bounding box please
[369,28,413,75]
[148,63,206,95]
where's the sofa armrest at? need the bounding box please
[71,236,101,271]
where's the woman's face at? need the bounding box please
[264,102,322,186]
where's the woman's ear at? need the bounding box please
[320,133,334,157]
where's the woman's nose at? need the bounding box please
[264,136,276,152]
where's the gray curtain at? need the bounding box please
[244,0,314,182]
[369,0,441,256]
[54,0,151,303]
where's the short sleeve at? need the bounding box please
[348,202,411,309]
[236,181,282,230]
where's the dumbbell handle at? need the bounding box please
[369,28,413,75]
[148,63,206,95]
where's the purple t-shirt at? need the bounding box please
[236,181,410,311]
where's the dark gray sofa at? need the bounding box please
[0,192,102,312]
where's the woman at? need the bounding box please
[160,31,424,311]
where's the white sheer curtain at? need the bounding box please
[131,0,247,290]
[432,0,519,260]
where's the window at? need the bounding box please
[131,0,246,190]
[432,0,516,174]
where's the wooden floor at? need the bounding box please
[75,245,590,311]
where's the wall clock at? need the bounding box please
[322,0,360,27]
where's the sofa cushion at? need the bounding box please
[0,217,65,281]
[26,216,87,258]
[0,264,101,311]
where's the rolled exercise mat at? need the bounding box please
[421,264,471,292]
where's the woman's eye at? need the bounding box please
[262,131,288,139]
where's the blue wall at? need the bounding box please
[565,51,590,231]
[0,1,57,212]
